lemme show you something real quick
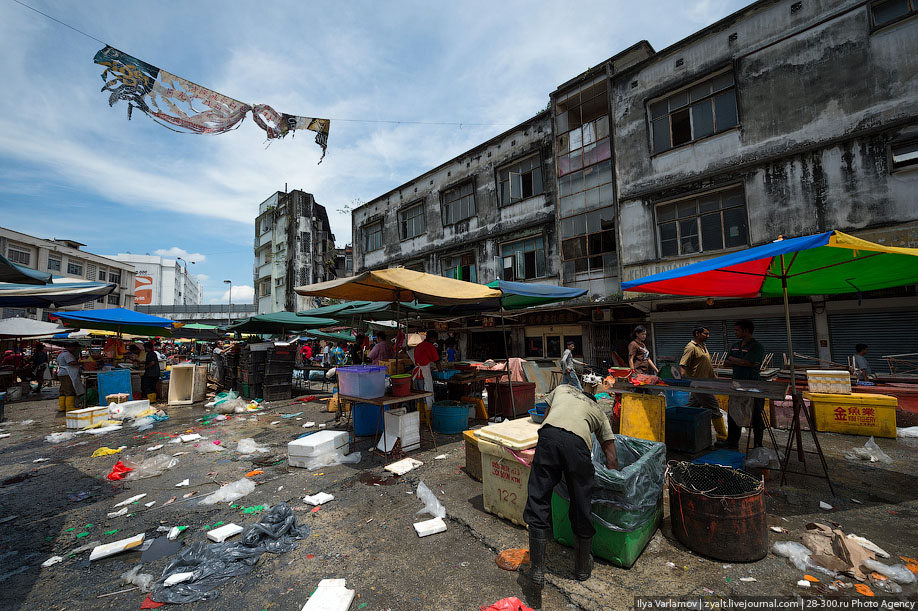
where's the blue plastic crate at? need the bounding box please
[432,370,459,381]
[692,449,744,470]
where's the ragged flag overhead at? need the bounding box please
[94,45,330,163]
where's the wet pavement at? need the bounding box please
[0,389,916,610]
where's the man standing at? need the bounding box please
[524,385,618,585]
[680,326,728,444]
[141,341,160,403]
[853,344,874,381]
[560,341,585,391]
[368,331,394,365]
[412,330,442,408]
[723,320,766,449]
[31,343,49,394]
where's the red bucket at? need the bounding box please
[390,374,411,397]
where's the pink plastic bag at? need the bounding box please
[480,597,534,611]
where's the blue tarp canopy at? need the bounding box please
[0,280,116,307]
[487,279,587,310]
[0,253,52,285]
[52,307,179,336]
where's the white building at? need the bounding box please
[106,254,203,307]
[0,226,136,320]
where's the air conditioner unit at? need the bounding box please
[591,309,611,322]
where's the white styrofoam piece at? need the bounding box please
[413,517,447,537]
[89,533,145,561]
[41,556,63,567]
[164,571,195,586]
[206,523,243,543]
[303,492,335,506]
[301,578,356,611]
[167,526,185,540]
[288,431,348,457]
[288,450,345,470]
[113,493,147,508]
[179,433,203,443]
[144,501,156,508]
[175,479,190,487]
[384,457,423,475]
[107,507,129,518]
[147,444,164,451]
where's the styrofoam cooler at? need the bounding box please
[377,408,420,452]
[287,430,349,469]
[66,406,110,429]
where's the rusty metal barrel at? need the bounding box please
[668,462,767,562]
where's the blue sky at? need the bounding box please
[0,0,748,304]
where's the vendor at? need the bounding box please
[126,344,143,367]
[722,319,765,450]
[627,325,658,375]
[680,326,728,444]
[412,330,442,408]
[368,331,394,365]
[141,341,160,403]
[30,343,49,394]
[56,343,84,412]
[524,385,618,585]
[854,344,874,381]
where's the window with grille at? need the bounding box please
[399,203,426,239]
[109,271,121,285]
[86,264,97,282]
[7,246,30,266]
[67,261,83,276]
[555,79,611,177]
[870,0,917,28]
[501,236,547,281]
[498,154,544,205]
[364,222,383,252]
[650,71,738,154]
[891,138,918,171]
[656,185,748,257]
[108,294,120,305]
[441,253,477,282]
[48,256,61,272]
[441,182,476,225]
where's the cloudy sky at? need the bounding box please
[0,0,747,304]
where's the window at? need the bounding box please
[555,79,611,177]
[558,158,617,279]
[499,154,544,205]
[364,221,383,252]
[891,138,918,170]
[656,185,748,257]
[870,0,917,27]
[97,297,105,304]
[48,256,61,272]
[109,272,121,285]
[501,236,547,280]
[275,276,285,286]
[107,294,120,305]
[67,261,84,277]
[441,253,477,282]
[650,71,738,154]
[259,281,271,297]
[7,246,30,266]
[399,203,426,239]
[442,182,476,225]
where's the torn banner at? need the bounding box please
[94,46,329,163]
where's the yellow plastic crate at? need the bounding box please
[621,394,666,442]
[463,429,482,482]
[805,392,897,438]
[479,438,531,526]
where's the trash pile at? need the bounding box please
[205,391,263,415]
[773,522,918,595]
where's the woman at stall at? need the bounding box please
[627,325,659,375]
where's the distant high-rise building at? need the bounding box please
[106,254,203,307]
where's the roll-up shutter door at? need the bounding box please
[751,317,817,364]
[829,311,918,374]
[651,320,727,364]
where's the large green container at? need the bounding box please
[550,493,662,569]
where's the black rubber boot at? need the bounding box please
[527,527,551,587]
[573,536,594,581]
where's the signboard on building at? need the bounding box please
[133,268,156,305]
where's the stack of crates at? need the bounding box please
[223,351,239,391]
[239,347,266,399]
[263,345,294,401]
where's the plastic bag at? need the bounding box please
[45,431,77,444]
[862,558,917,584]
[416,481,446,519]
[123,454,180,481]
[772,541,812,572]
[215,397,247,414]
[844,436,892,464]
[897,426,918,438]
[121,564,154,592]
[236,438,270,454]
[745,446,779,469]
[200,478,256,506]
[480,597,534,611]
[150,503,308,604]
[195,442,224,454]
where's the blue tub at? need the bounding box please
[692,449,745,470]
[665,390,691,408]
[432,401,470,434]
[354,402,389,437]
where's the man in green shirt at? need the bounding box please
[523,385,618,585]
[722,319,766,449]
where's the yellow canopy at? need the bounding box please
[294,268,501,306]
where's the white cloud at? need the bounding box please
[153,247,207,263]
[195,274,210,282]
[221,285,255,303]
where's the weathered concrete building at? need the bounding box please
[352,112,559,358]
[254,190,337,314]
[610,0,918,371]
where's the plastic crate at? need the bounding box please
[266,362,295,374]
[479,438,532,526]
[692,449,744,470]
[665,406,712,453]
[621,394,666,442]
[806,392,897,438]
[432,370,459,381]
[337,366,387,399]
[263,372,292,386]
[262,385,292,401]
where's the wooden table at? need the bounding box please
[335,391,435,463]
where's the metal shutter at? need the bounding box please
[749,317,817,364]
[829,311,918,374]
[590,323,612,366]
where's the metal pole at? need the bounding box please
[500,311,516,418]
[779,255,804,462]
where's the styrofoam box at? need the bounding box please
[288,431,348,458]
[66,406,110,430]
[806,370,852,395]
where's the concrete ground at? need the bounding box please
[0,388,916,610]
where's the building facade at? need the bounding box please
[0,227,136,320]
[254,190,337,313]
[334,245,354,280]
[106,254,203,307]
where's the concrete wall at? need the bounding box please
[612,0,918,283]
[353,112,558,283]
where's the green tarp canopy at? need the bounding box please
[227,312,338,334]
[305,329,355,342]
[297,301,371,316]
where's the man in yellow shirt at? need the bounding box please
[680,326,727,443]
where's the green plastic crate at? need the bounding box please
[550,493,661,569]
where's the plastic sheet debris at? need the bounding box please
[206,524,243,543]
[844,436,892,464]
[114,493,147,508]
[123,455,179,481]
[304,421,316,428]
[147,444,164,452]
[164,571,195,587]
[200,478,255,506]
[744,446,779,469]
[846,534,889,558]
[85,424,124,435]
[195,443,224,454]
[91,446,125,457]
[384,457,423,475]
[770,526,788,533]
[45,431,77,444]
[772,541,815,572]
[480,597,534,611]
[106,461,133,481]
[303,493,334,506]
[150,503,308,604]
[41,556,63,567]
[819,501,833,510]
[214,397,247,414]
[32,458,49,463]
[89,533,145,561]
[176,479,190,487]
[121,564,154,592]
[301,578,355,611]
[416,481,446,519]
[145,501,156,508]
[862,558,917,584]
[739,577,757,582]
[898,426,918,438]
[872,577,903,594]
[236,438,270,454]
[495,548,529,571]
[797,580,811,588]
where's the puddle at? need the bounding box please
[357,473,400,486]
[141,537,183,562]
